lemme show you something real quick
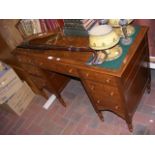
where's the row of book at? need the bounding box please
[63,19,98,36]
[16,19,61,38]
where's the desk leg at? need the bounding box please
[97,111,104,121]
[24,73,49,99]
[39,69,67,107]
[147,81,151,94]
[127,122,133,132]
[147,71,151,94]
[125,116,133,132]
[56,94,66,107]
[81,79,104,121]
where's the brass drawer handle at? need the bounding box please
[18,58,21,62]
[56,58,61,61]
[97,100,101,104]
[115,105,119,110]
[110,92,114,96]
[28,59,31,63]
[90,85,95,90]
[106,79,110,83]
[85,73,89,77]
[68,68,73,73]
[39,62,43,66]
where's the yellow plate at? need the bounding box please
[105,45,123,61]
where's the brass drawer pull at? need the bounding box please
[18,58,21,62]
[39,62,43,66]
[110,92,114,96]
[115,105,119,110]
[90,85,95,90]
[28,59,31,63]
[68,68,73,73]
[97,100,101,104]
[106,79,110,83]
[56,58,61,61]
[86,73,89,77]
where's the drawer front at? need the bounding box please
[17,55,34,65]
[33,56,79,77]
[21,63,44,77]
[93,93,124,117]
[79,70,117,86]
[29,75,46,89]
[84,80,124,117]
[85,80,122,101]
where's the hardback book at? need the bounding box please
[63,28,88,36]
[63,19,83,24]
[33,19,42,34]
[20,20,34,36]
[45,19,55,31]
[31,19,42,34]
[39,19,48,33]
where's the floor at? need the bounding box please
[0,70,155,135]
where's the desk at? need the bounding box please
[13,26,151,132]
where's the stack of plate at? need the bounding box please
[88,25,122,64]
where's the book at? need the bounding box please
[30,19,42,34]
[45,19,54,31]
[34,19,42,34]
[63,28,88,36]
[39,19,48,33]
[20,19,34,36]
[64,19,83,24]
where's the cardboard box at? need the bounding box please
[0,66,23,104]
[1,82,35,116]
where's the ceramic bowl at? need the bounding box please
[89,25,120,50]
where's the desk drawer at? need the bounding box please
[29,75,46,89]
[94,94,124,118]
[17,55,34,65]
[79,70,117,86]
[85,80,122,101]
[84,80,124,117]
[21,63,44,77]
[33,57,79,77]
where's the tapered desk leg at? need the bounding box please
[147,82,151,94]
[128,123,133,132]
[98,111,104,121]
[56,94,66,107]
[126,119,133,132]
[147,75,151,94]
[40,69,67,107]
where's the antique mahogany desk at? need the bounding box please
[13,26,151,131]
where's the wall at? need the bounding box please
[134,19,155,57]
[0,19,23,50]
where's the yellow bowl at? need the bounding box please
[108,19,133,27]
[89,25,120,50]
